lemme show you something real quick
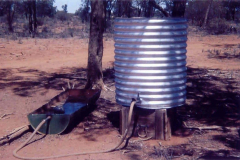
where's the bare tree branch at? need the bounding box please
[149,0,169,17]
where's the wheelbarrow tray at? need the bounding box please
[28,89,101,134]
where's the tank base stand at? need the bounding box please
[120,107,177,140]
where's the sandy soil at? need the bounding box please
[0,31,240,160]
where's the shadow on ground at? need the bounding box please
[0,67,115,97]
[71,66,240,159]
[0,67,87,96]
[172,67,240,159]
[181,67,240,127]
[1,66,240,159]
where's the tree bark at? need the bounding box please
[85,0,105,90]
[203,0,213,28]
[103,0,107,30]
[145,0,154,17]
[33,0,37,37]
[117,0,122,17]
[28,0,37,37]
[7,2,15,32]
[122,1,131,18]
[137,5,141,17]
[28,1,33,34]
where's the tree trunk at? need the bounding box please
[28,1,33,34]
[85,0,105,90]
[7,2,14,32]
[145,0,154,17]
[231,7,235,21]
[117,0,122,17]
[203,0,213,28]
[172,0,186,17]
[137,5,141,17]
[33,0,37,37]
[28,0,37,37]
[103,0,107,30]
[123,1,131,18]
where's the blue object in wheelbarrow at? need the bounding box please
[27,89,101,135]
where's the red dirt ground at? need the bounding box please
[0,30,240,159]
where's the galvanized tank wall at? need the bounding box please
[114,18,187,109]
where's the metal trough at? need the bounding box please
[28,89,101,135]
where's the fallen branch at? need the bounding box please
[0,113,13,120]
[68,80,71,89]
[104,85,114,92]
[149,0,169,17]
[10,53,23,56]
[183,122,239,131]
[121,149,138,155]
[129,136,152,143]
[0,125,30,145]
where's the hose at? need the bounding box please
[13,100,137,160]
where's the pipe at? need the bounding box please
[13,100,137,160]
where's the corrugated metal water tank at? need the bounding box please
[114,18,188,109]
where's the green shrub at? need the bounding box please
[42,26,48,33]
[37,17,44,26]
[68,28,74,37]
[56,11,69,22]
[207,18,229,34]
[23,23,28,32]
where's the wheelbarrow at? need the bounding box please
[27,89,101,135]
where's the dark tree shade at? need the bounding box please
[36,0,56,17]
[172,0,186,17]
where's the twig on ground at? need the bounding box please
[183,122,239,131]
[154,146,160,158]
[104,85,114,92]
[121,149,138,154]
[0,125,30,145]
[0,113,13,120]
[68,80,71,89]
[72,83,75,89]
[10,125,29,135]
[130,136,152,143]
[70,77,87,80]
